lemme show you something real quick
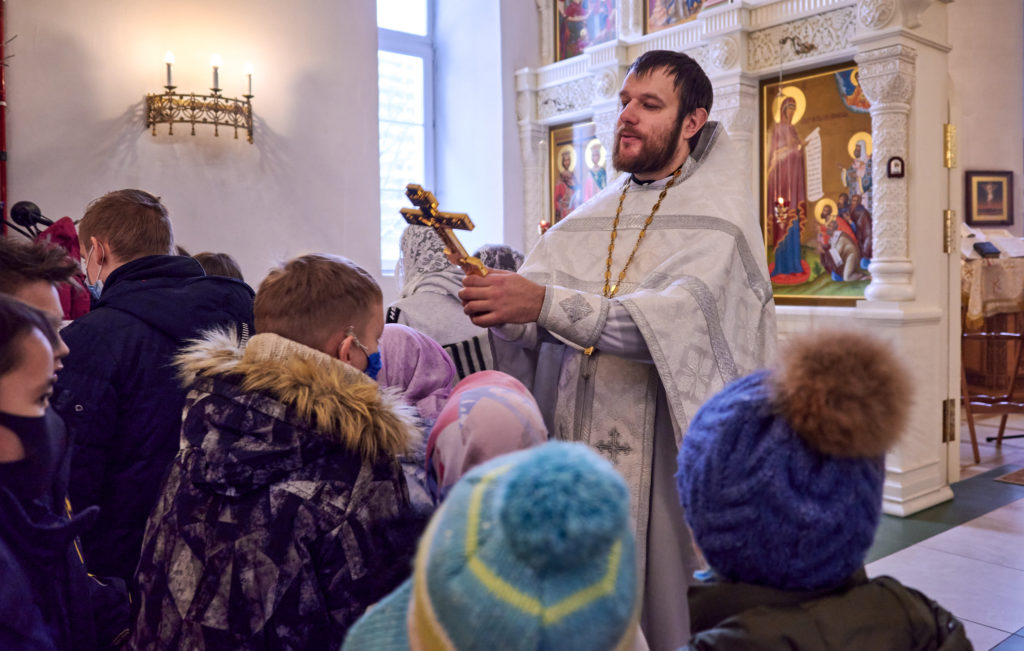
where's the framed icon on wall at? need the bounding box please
[549,122,608,226]
[760,61,873,305]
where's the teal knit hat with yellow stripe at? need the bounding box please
[343,441,638,650]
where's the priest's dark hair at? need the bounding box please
[627,50,713,151]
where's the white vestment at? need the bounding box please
[492,123,777,649]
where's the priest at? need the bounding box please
[458,50,777,649]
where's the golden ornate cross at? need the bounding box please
[400,184,488,276]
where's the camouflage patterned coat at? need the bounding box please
[131,331,427,650]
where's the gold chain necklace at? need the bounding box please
[584,167,682,356]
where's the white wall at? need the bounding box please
[948,0,1024,236]
[500,0,541,249]
[7,0,381,286]
[433,0,539,259]
[434,2,506,256]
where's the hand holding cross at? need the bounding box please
[400,184,488,276]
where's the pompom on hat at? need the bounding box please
[676,329,912,592]
[343,441,639,650]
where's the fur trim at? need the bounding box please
[770,329,910,458]
[176,329,416,460]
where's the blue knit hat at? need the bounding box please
[676,329,911,592]
[343,441,638,650]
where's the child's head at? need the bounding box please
[378,323,455,423]
[0,295,61,493]
[676,329,911,591]
[78,189,175,263]
[426,370,547,502]
[193,251,244,281]
[344,441,639,650]
[255,254,383,372]
[0,295,58,422]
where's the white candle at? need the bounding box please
[244,63,254,96]
[210,54,222,90]
[163,51,175,87]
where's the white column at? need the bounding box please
[516,67,548,253]
[711,77,758,186]
[856,44,917,301]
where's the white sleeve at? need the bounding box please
[537,285,651,362]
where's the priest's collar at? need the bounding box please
[626,121,722,189]
[629,169,680,188]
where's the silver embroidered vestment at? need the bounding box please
[492,124,777,573]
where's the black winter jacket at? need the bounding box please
[53,255,254,585]
[0,488,130,649]
[682,569,972,650]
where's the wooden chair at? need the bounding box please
[961,327,1024,463]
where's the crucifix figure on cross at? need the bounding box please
[400,184,488,276]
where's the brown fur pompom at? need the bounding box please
[769,329,911,458]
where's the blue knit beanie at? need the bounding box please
[343,441,638,650]
[676,329,911,592]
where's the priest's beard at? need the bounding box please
[612,114,684,175]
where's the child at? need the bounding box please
[425,370,547,503]
[343,441,641,650]
[378,322,457,513]
[0,295,130,648]
[132,254,426,649]
[675,329,971,650]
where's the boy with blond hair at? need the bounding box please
[132,253,425,650]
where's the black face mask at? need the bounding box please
[0,410,66,501]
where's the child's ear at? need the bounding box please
[337,334,357,364]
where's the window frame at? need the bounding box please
[377,4,435,275]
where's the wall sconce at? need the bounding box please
[145,51,254,144]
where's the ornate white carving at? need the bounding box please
[708,36,739,71]
[747,8,855,72]
[519,123,548,253]
[516,89,529,124]
[855,45,917,301]
[712,83,758,138]
[900,0,934,29]
[537,77,595,120]
[594,69,618,100]
[593,104,618,174]
[857,0,897,30]
[868,110,910,260]
[623,0,644,39]
[537,0,553,65]
[856,45,917,106]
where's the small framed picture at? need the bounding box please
[965,170,1014,226]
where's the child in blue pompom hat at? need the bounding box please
[674,329,971,650]
[342,441,648,650]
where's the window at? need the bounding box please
[378,0,434,274]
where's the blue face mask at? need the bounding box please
[346,326,381,380]
[364,351,382,380]
[82,246,104,300]
[86,278,103,301]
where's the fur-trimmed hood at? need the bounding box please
[176,329,416,468]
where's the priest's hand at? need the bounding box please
[459,270,545,327]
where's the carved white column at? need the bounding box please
[536,0,553,65]
[587,45,628,179]
[855,43,917,301]
[517,67,548,253]
[621,0,644,40]
[711,79,757,182]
